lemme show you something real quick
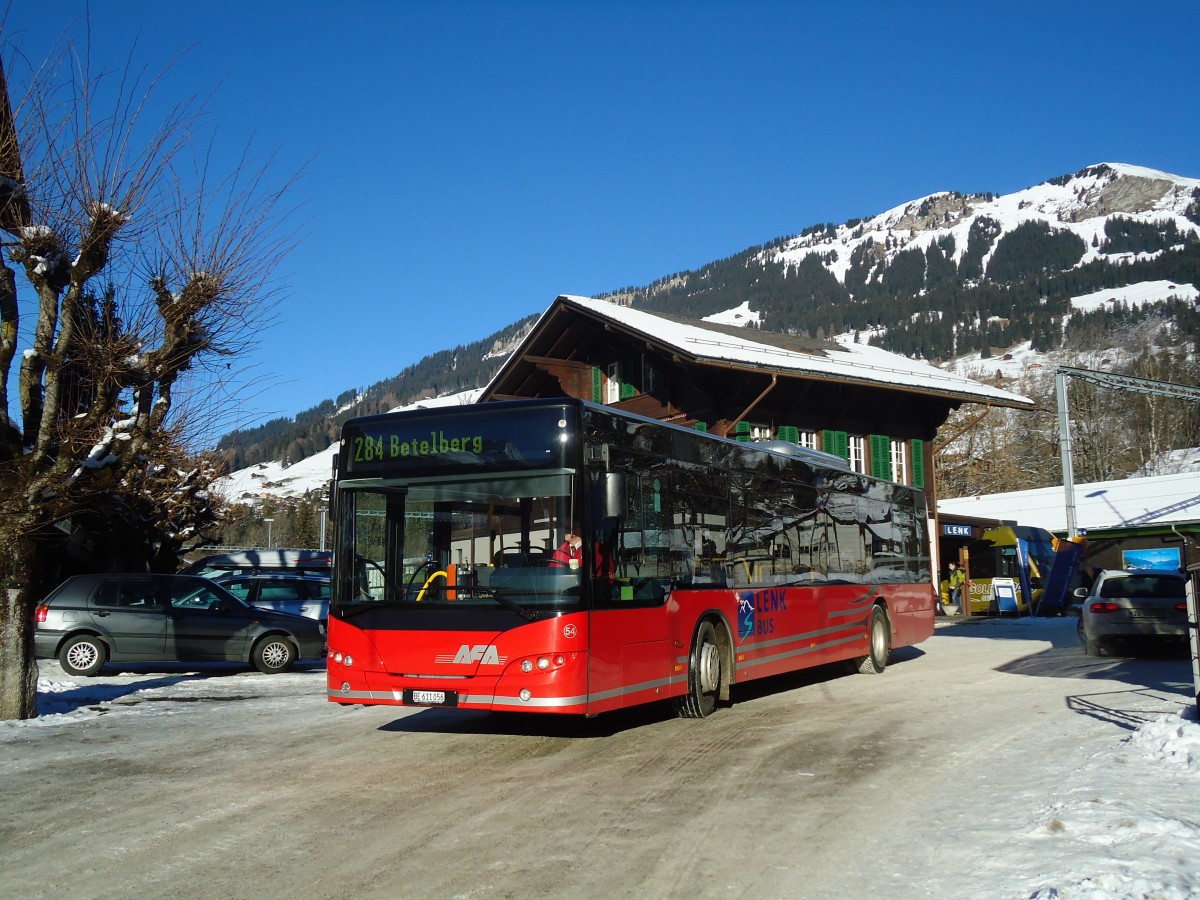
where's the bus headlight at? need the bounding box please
[518,654,568,674]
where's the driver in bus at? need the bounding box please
[550,521,615,580]
[550,525,584,570]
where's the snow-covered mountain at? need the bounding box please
[766,162,1200,284]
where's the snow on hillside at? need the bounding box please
[771,162,1200,284]
[701,300,761,327]
[1070,279,1198,314]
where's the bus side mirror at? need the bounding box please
[599,472,627,520]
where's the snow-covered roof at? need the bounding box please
[938,471,1200,533]
[544,295,1034,409]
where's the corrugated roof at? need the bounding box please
[938,472,1200,533]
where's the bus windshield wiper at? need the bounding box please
[467,587,537,621]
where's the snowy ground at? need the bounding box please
[2,617,1198,899]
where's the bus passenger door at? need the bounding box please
[585,467,675,714]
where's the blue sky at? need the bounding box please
[3,0,1198,437]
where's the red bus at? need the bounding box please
[327,398,934,718]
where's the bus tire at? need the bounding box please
[856,606,890,674]
[673,620,722,718]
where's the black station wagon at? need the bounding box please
[34,574,326,676]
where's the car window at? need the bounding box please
[221,579,253,601]
[1099,576,1185,599]
[93,580,162,609]
[167,582,227,611]
[259,583,304,601]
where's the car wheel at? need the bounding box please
[59,634,107,676]
[1078,618,1106,656]
[253,635,297,673]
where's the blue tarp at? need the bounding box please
[1037,539,1085,615]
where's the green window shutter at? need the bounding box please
[778,425,799,443]
[693,422,707,432]
[870,434,892,480]
[911,438,926,488]
[591,367,602,403]
[822,429,848,460]
[734,421,752,442]
[620,382,636,399]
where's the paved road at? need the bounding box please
[0,618,1192,899]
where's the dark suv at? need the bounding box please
[35,574,326,676]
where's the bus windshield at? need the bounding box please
[337,470,586,618]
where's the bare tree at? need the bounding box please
[0,39,297,719]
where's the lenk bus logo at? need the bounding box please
[738,589,788,640]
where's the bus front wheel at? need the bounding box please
[856,606,891,674]
[674,620,722,718]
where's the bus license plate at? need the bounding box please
[405,689,458,707]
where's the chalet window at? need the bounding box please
[605,362,621,404]
[821,429,848,461]
[847,435,866,474]
[890,439,908,484]
[641,355,663,393]
[735,422,770,442]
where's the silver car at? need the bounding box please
[1075,569,1189,656]
[35,574,326,676]
[211,573,330,624]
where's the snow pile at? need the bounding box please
[1020,707,1200,900]
[1130,707,1200,772]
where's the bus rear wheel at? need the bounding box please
[674,620,722,718]
[856,605,890,674]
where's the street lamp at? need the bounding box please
[263,518,274,548]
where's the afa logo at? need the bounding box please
[737,591,755,640]
[436,644,507,665]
